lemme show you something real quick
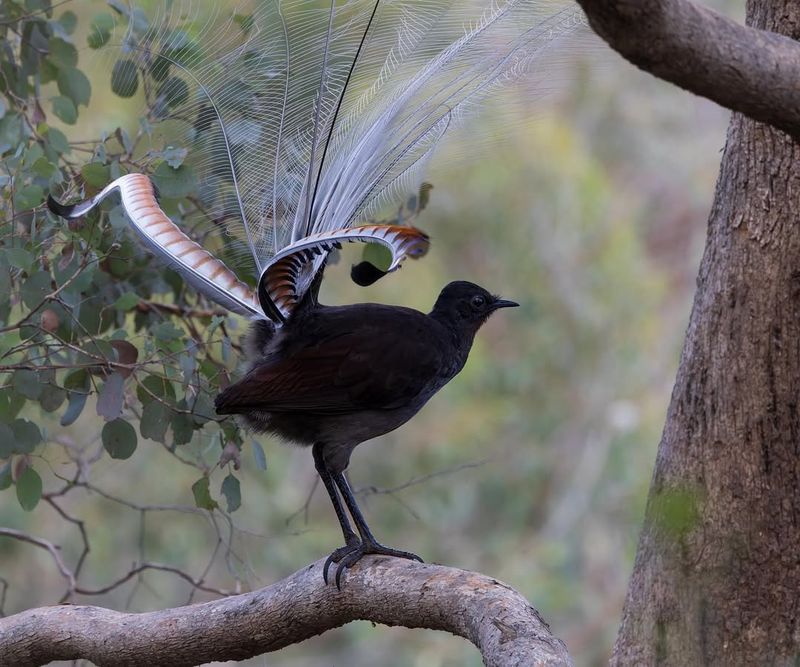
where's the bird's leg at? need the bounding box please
[330,470,423,588]
[312,443,360,584]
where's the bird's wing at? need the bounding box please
[215,322,442,415]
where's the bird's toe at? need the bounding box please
[323,540,361,585]
[364,542,424,563]
[328,541,424,589]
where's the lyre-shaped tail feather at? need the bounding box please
[258,225,430,323]
[47,174,430,325]
[47,174,262,318]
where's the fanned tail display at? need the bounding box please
[46,0,588,323]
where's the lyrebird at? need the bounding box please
[48,0,586,584]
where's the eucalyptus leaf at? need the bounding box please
[191,476,218,511]
[0,461,11,491]
[20,270,51,309]
[12,369,42,400]
[111,59,138,98]
[47,38,78,69]
[102,418,137,459]
[57,67,91,107]
[13,184,44,211]
[11,418,41,454]
[140,400,169,442]
[0,424,13,458]
[81,162,109,187]
[16,466,43,511]
[60,390,88,427]
[96,372,125,421]
[221,473,241,512]
[51,95,77,124]
[152,162,195,198]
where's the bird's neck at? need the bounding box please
[429,311,479,357]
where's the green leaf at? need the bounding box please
[21,270,52,309]
[88,13,115,49]
[114,292,140,311]
[152,321,184,342]
[48,37,78,69]
[140,400,169,442]
[57,67,91,107]
[59,11,78,35]
[81,162,110,188]
[51,96,77,124]
[43,127,69,155]
[252,441,267,471]
[96,372,124,421]
[11,419,42,454]
[0,388,26,424]
[39,383,66,413]
[221,473,241,512]
[136,375,175,404]
[0,461,12,491]
[191,476,218,511]
[2,247,34,273]
[151,162,195,198]
[61,369,90,427]
[13,184,44,211]
[111,59,139,98]
[171,406,195,446]
[60,390,88,427]
[161,146,187,168]
[149,58,170,82]
[157,77,189,108]
[0,424,13,459]
[102,418,137,459]
[16,466,43,511]
[13,369,42,400]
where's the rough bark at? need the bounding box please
[575,0,800,138]
[0,557,572,667]
[611,1,800,664]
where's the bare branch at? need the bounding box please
[0,528,76,596]
[0,558,572,667]
[575,0,800,137]
[74,562,232,598]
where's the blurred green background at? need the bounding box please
[0,1,741,665]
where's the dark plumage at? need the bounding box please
[215,280,517,586]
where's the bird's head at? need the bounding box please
[430,281,518,335]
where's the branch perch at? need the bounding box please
[576,0,800,137]
[0,557,571,667]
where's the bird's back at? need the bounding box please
[215,301,464,422]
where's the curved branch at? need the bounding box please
[575,0,800,137]
[0,557,572,667]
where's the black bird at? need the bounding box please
[215,279,518,587]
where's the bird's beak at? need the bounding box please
[491,298,519,311]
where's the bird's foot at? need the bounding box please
[326,539,423,590]
[323,537,361,586]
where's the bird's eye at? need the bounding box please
[471,295,486,309]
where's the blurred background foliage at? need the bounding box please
[0,0,739,665]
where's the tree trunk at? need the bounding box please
[612,1,800,664]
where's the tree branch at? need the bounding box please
[0,557,571,667]
[575,0,800,137]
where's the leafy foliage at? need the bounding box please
[0,0,250,513]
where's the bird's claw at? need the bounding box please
[322,540,360,585]
[324,540,423,590]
